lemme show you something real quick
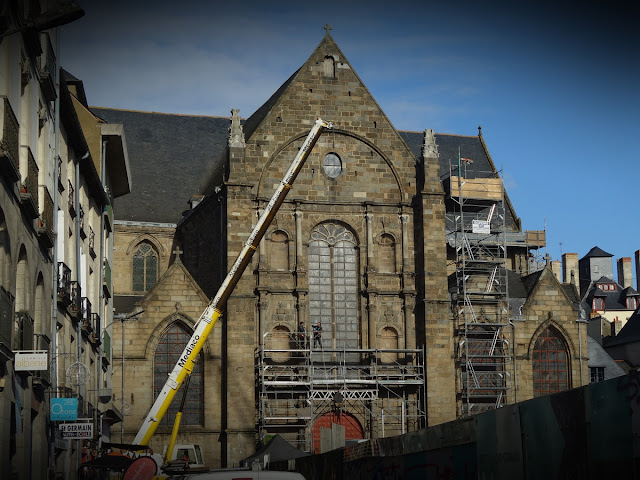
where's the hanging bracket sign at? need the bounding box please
[59,420,93,439]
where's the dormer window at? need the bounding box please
[593,297,604,311]
[628,297,638,310]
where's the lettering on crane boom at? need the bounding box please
[177,334,200,367]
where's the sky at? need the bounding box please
[60,0,639,284]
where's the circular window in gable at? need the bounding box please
[323,152,342,179]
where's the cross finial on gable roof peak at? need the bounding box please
[324,24,332,36]
[173,246,183,263]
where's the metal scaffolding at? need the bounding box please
[449,162,511,416]
[257,332,426,452]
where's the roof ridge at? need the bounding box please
[399,130,478,137]
[90,106,233,120]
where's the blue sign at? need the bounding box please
[50,398,78,421]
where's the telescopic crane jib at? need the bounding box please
[133,118,333,446]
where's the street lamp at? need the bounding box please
[112,307,144,443]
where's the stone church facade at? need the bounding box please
[98,31,587,468]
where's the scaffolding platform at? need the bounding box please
[257,333,426,452]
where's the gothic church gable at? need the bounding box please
[233,33,417,205]
[133,259,219,359]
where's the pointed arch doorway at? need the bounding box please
[312,412,363,454]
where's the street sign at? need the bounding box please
[15,350,48,371]
[50,397,78,421]
[59,421,93,439]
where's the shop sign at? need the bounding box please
[15,351,48,371]
[51,397,78,421]
[60,421,93,439]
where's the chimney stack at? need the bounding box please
[562,253,578,287]
[617,257,633,288]
[550,261,562,282]
[636,250,640,292]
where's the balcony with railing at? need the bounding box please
[102,330,111,368]
[90,313,101,345]
[20,147,39,219]
[103,258,112,298]
[0,96,20,183]
[68,180,76,218]
[57,156,64,192]
[68,281,81,319]
[37,187,54,248]
[39,33,56,102]
[104,201,113,232]
[15,311,34,351]
[0,286,14,354]
[57,262,72,306]
[32,334,51,388]
[79,205,86,239]
[81,297,92,334]
[89,227,96,258]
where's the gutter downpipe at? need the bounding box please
[510,320,517,403]
[97,140,106,448]
[577,316,587,386]
[50,26,60,480]
[75,158,82,471]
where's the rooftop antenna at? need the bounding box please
[544,216,548,260]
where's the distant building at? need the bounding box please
[575,247,639,336]
[604,306,640,370]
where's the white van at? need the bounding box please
[171,470,305,479]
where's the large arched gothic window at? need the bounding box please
[533,326,569,397]
[308,223,358,350]
[153,322,204,427]
[133,241,158,292]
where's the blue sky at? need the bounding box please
[61,1,639,284]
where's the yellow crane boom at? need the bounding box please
[133,118,333,446]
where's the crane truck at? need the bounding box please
[119,118,333,476]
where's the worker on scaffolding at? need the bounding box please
[297,321,306,349]
[313,322,323,349]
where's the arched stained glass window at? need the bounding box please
[533,326,569,397]
[133,242,158,292]
[308,223,358,351]
[154,322,204,426]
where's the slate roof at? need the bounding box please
[242,68,300,141]
[92,106,515,228]
[581,246,613,259]
[582,278,637,316]
[586,335,626,379]
[401,130,522,232]
[91,108,230,224]
[605,307,640,346]
[113,295,144,315]
[92,39,520,228]
[400,131,490,181]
